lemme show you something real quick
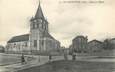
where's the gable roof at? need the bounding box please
[8,34,29,43]
[73,35,87,40]
[88,40,102,44]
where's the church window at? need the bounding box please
[39,23,42,28]
[34,40,37,47]
[42,24,44,29]
[38,19,42,23]
[41,40,44,46]
[37,24,39,28]
[35,24,37,28]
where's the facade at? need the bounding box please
[6,2,60,54]
[88,40,103,52]
[72,36,88,53]
[6,34,30,53]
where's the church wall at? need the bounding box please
[30,29,40,51]
[6,41,30,54]
[44,38,60,52]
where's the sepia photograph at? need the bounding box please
[0,0,115,72]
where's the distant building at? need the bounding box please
[88,40,103,52]
[6,2,60,54]
[72,35,88,53]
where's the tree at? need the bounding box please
[103,39,113,50]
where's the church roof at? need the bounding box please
[35,1,45,19]
[43,32,55,40]
[7,33,56,43]
[8,34,29,43]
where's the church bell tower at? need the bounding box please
[29,1,48,51]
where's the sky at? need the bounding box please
[0,0,115,47]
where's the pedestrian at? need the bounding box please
[49,55,52,62]
[21,54,26,64]
[64,53,68,60]
[72,53,76,60]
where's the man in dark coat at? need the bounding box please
[21,54,26,64]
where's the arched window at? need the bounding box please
[37,24,39,28]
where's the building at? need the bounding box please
[88,40,103,52]
[0,45,4,53]
[72,35,88,53]
[6,2,60,54]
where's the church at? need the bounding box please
[6,2,60,54]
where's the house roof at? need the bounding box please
[73,35,87,40]
[8,34,29,43]
[88,40,102,44]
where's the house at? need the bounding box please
[6,2,60,54]
[88,40,103,52]
[72,35,88,53]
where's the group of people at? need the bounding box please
[64,53,76,60]
[21,53,77,65]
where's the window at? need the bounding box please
[39,40,44,50]
[42,24,44,29]
[39,23,42,28]
[34,40,37,47]
[41,40,44,46]
[35,24,37,28]
[37,24,39,28]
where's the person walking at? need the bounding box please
[72,52,76,61]
[64,53,68,60]
[49,55,52,62]
[21,54,26,64]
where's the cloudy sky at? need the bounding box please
[0,0,115,47]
